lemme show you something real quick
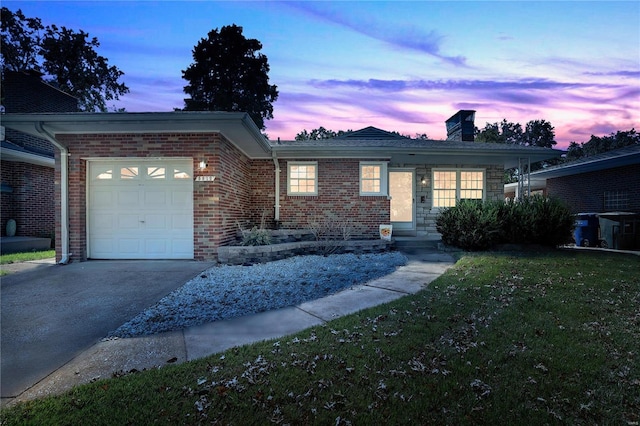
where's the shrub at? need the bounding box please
[240,227,271,246]
[435,199,503,250]
[237,210,272,246]
[436,195,574,250]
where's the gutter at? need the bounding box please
[35,122,70,264]
[272,153,280,222]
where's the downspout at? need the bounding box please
[272,153,280,223]
[35,122,70,264]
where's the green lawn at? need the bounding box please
[0,250,55,276]
[0,250,55,265]
[2,250,638,425]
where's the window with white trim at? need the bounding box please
[288,162,317,195]
[360,162,388,196]
[604,190,629,210]
[433,169,485,207]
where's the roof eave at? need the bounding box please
[272,144,562,166]
[531,152,640,179]
[1,112,272,159]
[0,146,55,167]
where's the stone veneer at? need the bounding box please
[218,239,394,265]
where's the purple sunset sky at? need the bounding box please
[5,1,640,148]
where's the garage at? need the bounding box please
[88,159,194,259]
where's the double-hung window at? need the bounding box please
[360,162,388,196]
[433,169,485,207]
[288,162,317,195]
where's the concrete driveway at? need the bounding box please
[0,259,214,401]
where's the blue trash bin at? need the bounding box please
[574,213,599,247]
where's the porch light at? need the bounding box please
[420,176,427,185]
[199,159,207,170]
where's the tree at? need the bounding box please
[475,119,555,147]
[295,127,350,141]
[1,7,129,112]
[567,129,639,160]
[475,119,524,144]
[182,24,278,130]
[523,119,556,148]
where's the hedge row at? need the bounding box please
[435,195,575,251]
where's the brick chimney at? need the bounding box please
[445,110,475,142]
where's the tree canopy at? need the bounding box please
[182,24,278,131]
[295,127,349,141]
[475,119,556,148]
[566,129,639,161]
[1,7,129,112]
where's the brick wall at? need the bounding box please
[274,159,390,238]
[0,161,55,238]
[546,163,640,213]
[249,160,277,227]
[195,135,253,259]
[249,160,505,239]
[55,132,253,262]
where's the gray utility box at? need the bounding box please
[598,212,640,250]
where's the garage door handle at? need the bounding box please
[140,220,145,223]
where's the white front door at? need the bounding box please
[88,159,194,259]
[389,170,415,231]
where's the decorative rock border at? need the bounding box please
[218,239,394,265]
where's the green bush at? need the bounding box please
[436,195,574,250]
[435,199,503,250]
[240,227,271,246]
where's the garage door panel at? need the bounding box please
[91,239,114,255]
[145,215,167,229]
[91,190,114,207]
[118,239,141,254]
[117,190,141,207]
[172,191,191,206]
[117,214,142,229]
[89,159,194,259]
[171,214,192,229]
[144,190,167,206]
[145,239,167,254]
[91,213,115,231]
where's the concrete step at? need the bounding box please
[393,237,441,250]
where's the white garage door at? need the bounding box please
[88,159,194,259]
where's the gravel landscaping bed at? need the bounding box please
[109,252,407,338]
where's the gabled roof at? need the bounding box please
[530,144,640,179]
[334,126,408,140]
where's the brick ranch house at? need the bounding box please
[505,144,640,213]
[1,71,78,244]
[2,111,561,263]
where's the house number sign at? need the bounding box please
[195,176,216,182]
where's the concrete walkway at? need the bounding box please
[2,251,455,407]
